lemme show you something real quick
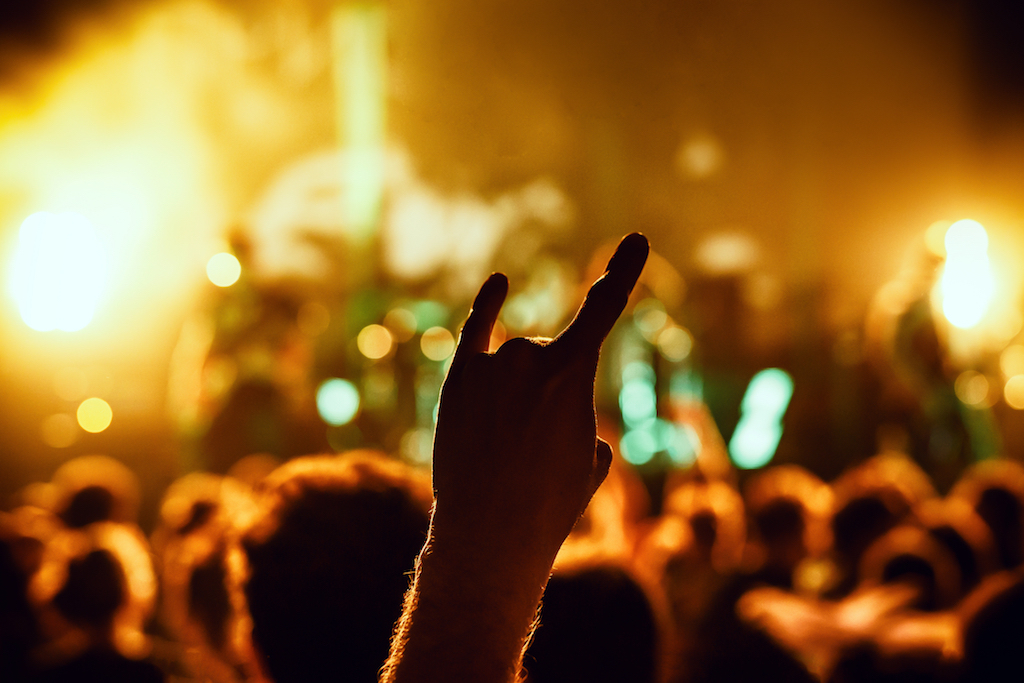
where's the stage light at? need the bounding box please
[955,371,990,407]
[633,298,668,341]
[1000,345,1024,377]
[1004,376,1024,410]
[77,397,113,433]
[657,325,693,362]
[357,324,393,359]
[941,219,994,329]
[620,378,657,429]
[729,369,793,469]
[206,252,241,287]
[420,326,455,361]
[620,426,658,465]
[316,378,360,425]
[10,212,107,332]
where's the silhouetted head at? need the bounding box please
[690,511,718,556]
[961,574,1024,683]
[832,495,900,570]
[950,460,1024,571]
[976,487,1023,570]
[753,498,807,577]
[53,549,124,631]
[60,485,115,529]
[859,526,960,611]
[242,452,431,683]
[526,563,660,683]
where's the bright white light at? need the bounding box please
[944,219,988,255]
[206,253,241,287]
[940,219,994,330]
[10,212,107,331]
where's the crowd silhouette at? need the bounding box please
[2,234,1024,682]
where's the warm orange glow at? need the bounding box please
[40,413,79,448]
[421,326,455,361]
[954,371,990,407]
[357,324,393,359]
[657,325,693,362]
[297,302,331,337]
[77,397,113,433]
[1004,375,1024,410]
[1000,345,1024,377]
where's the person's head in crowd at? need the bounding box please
[959,572,1024,683]
[50,455,142,527]
[525,559,664,683]
[950,459,1024,571]
[152,472,259,681]
[662,479,745,573]
[30,521,157,661]
[240,452,431,683]
[0,514,43,680]
[53,549,124,638]
[859,526,961,612]
[827,454,934,597]
[744,466,833,587]
[914,498,997,595]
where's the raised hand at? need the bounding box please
[431,232,650,562]
[384,233,648,683]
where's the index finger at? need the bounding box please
[552,233,649,360]
[449,272,509,376]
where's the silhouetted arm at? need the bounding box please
[382,233,649,683]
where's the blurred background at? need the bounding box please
[1,0,1024,528]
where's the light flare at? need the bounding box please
[940,220,994,329]
[10,212,107,332]
[206,252,241,287]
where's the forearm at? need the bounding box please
[382,513,558,683]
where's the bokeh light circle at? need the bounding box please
[206,252,241,287]
[77,397,113,433]
[316,378,360,425]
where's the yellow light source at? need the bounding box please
[10,211,107,332]
[357,324,393,359]
[1005,375,1024,410]
[657,325,693,362]
[206,252,241,287]
[420,326,455,361]
[1001,345,1024,378]
[940,220,994,329]
[954,371,990,406]
[77,397,113,433]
